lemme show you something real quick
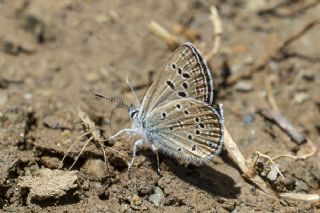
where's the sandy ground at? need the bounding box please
[0,0,320,212]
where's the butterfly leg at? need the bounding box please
[109,128,136,140]
[151,144,160,174]
[128,139,144,172]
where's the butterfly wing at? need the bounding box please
[139,42,214,119]
[144,98,223,165]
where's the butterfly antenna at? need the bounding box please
[92,92,130,108]
[126,76,141,106]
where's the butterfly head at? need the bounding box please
[129,105,139,119]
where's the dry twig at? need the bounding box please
[272,138,317,161]
[149,5,222,60]
[223,127,277,196]
[172,24,200,42]
[265,76,279,111]
[258,0,320,18]
[204,6,223,61]
[148,21,181,51]
[226,19,320,85]
[257,107,306,145]
[279,192,320,202]
[258,70,317,159]
[255,151,285,180]
[224,127,318,202]
[59,107,127,170]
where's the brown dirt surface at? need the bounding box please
[1,0,319,212]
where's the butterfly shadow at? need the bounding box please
[142,151,241,199]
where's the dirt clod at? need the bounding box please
[82,159,109,180]
[18,169,78,203]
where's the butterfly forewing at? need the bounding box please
[145,98,223,165]
[139,43,214,119]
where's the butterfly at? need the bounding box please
[94,42,224,172]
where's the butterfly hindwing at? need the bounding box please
[145,98,223,165]
[139,43,214,119]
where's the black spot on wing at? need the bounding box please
[182,82,188,89]
[178,91,187,97]
[166,81,175,90]
[182,73,191,79]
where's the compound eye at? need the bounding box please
[130,110,138,118]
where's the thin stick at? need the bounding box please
[279,19,320,52]
[265,76,279,111]
[58,132,91,169]
[257,107,306,144]
[279,192,320,202]
[78,108,127,157]
[258,0,320,18]
[68,136,93,170]
[148,21,181,51]
[204,6,222,61]
[172,24,201,42]
[226,19,320,86]
[223,127,277,196]
[255,151,285,180]
[272,138,317,161]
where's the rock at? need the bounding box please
[243,55,254,65]
[84,72,100,83]
[121,204,130,213]
[293,92,309,104]
[18,169,78,203]
[136,179,154,196]
[243,113,255,125]
[266,163,279,182]
[148,187,164,207]
[300,70,315,81]
[0,37,35,55]
[82,159,108,180]
[95,14,108,23]
[39,156,60,169]
[0,148,19,187]
[222,199,237,211]
[20,14,56,43]
[131,194,142,209]
[234,81,253,92]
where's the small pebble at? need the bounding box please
[268,206,275,212]
[95,14,108,23]
[120,204,130,213]
[234,81,253,92]
[24,93,33,100]
[82,180,90,191]
[301,70,315,81]
[243,113,255,125]
[243,55,254,65]
[148,187,164,206]
[39,156,60,169]
[266,163,279,182]
[137,180,154,196]
[131,194,142,207]
[293,92,309,104]
[222,200,237,211]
